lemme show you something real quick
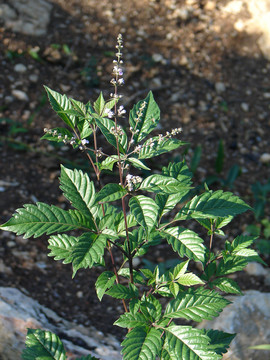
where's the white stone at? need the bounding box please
[215,82,226,93]
[241,102,249,112]
[152,53,164,63]
[245,262,269,276]
[11,90,29,102]
[263,92,270,98]
[29,74,39,83]
[260,153,270,163]
[14,63,27,73]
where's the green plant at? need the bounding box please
[0,35,264,360]
[251,179,270,220]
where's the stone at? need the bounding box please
[215,82,226,93]
[245,262,269,277]
[11,90,29,102]
[0,287,121,360]
[241,102,249,112]
[29,74,39,83]
[0,0,52,36]
[260,153,270,163]
[14,63,27,73]
[197,291,270,360]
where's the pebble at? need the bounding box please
[11,89,29,101]
[263,92,270,99]
[215,82,226,93]
[241,102,249,112]
[260,153,270,163]
[14,63,27,73]
[29,73,39,83]
[152,53,164,63]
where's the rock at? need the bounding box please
[29,74,39,83]
[0,287,121,360]
[11,90,29,102]
[215,82,226,93]
[245,262,269,277]
[14,64,27,73]
[241,102,249,112]
[0,0,52,36]
[197,290,270,360]
[260,153,270,163]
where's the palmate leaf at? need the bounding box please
[59,165,96,219]
[164,288,230,322]
[71,233,107,277]
[129,91,160,143]
[114,312,149,328]
[0,203,87,238]
[129,195,159,233]
[121,327,162,360]
[175,190,251,221]
[162,227,205,262]
[44,86,75,129]
[95,183,127,203]
[140,175,191,194]
[95,271,116,301]
[95,116,127,153]
[22,328,66,360]
[48,234,78,264]
[163,325,221,360]
[138,137,187,160]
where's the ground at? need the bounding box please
[0,0,269,339]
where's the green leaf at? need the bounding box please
[106,283,138,299]
[164,288,230,322]
[95,116,127,153]
[162,227,205,262]
[202,329,235,356]
[140,175,191,194]
[176,272,205,286]
[138,137,187,160]
[175,190,251,221]
[127,157,151,170]
[95,271,116,301]
[48,234,78,264]
[114,312,149,328]
[95,183,127,203]
[41,127,74,143]
[129,195,159,233]
[59,165,96,219]
[249,344,270,350]
[94,92,105,115]
[216,256,248,276]
[121,327,162,360]
[44,86,75,129]
[99,155,119,171]
[71,233,107,277]
[0,203,84,238]
[22,328,66,360]
[231,235,256,253]
[163,325,221,360]
[77,119,93,139]
[76,356,100,360]
[210,277,242,294]
[140,294,162,322]
[129,91,160,143]
[70,98,87,117]
[172,260,189,279]
[156,193,188,220]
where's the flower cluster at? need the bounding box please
[111,125,124,136]
[126,174,143,191]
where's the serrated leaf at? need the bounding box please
[162,227,205,262]
[127,157,151,170]
[77,119,93,139]
[114,312,149,328]
[175,190,251,221]
[164,288,230,322]
[129,195,159,233]
[48,234,78,264]
[95,116,127,153]
[169,282,180,298]
[231,235,256,252]
[210,277,242,294]
[95,183,127,204]
[94,92,105,115]
[106,283,138,299]
[140,174,191,194]
[138,137,187,160]
[0,203,85,238]
[156,193,188,220]
[95,271,116,301]
[59,165,96,220]
[172,260,189,279]
[201,329,236,356]
[163,325,221,360]
[129,91,160,143]
[41,127,74,143]
[99,155,119,171]
[216,256,248,276]
[71,233,107,277]
[22,328,66,360]
[140,294,162,322]
[177,272,205,286]
[70,98,87,116]
[44,86,75,129]
[121,327,162,360]
[118,268,145,284]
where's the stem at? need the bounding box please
[209,223,214,251]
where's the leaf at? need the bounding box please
[140,175,191,194]
[44,86,75,129]
[201,329,236,356]
[95,116,127,153]
[95,183,127,203]
[41,127,74,143]
[231,235,256,253]
[175,190,251,221]
[106,283,138,299]
[164,288,230,322]
[48,234,78,264]
[71,233,107,277]
[0,203,85,238]
[138,137,187,160]
[76,356,100,360]
[216,256,248,276]
[94,92,105,115]
[156,193,188,220]
[99,155,119,171]
[121,327,162,360]
[22,328,67,360]
[59,165,96,219]
[249,344,270,350]
[77,119,93,139]
[172,260,189,279]
[176,272,205,286]
[162,227,205,262]
[127,157,151,170]
[95,271,116,301]
[210,277,242,294]
[114,312,149,328]
[129,91,160,143]
[140,294,162,322]
[163,325,221,360]
[129,195,159,233]
[70,98,87,117]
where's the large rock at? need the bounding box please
[197,290,270,360]
[0,0,52,36]
[0,287,121,360]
